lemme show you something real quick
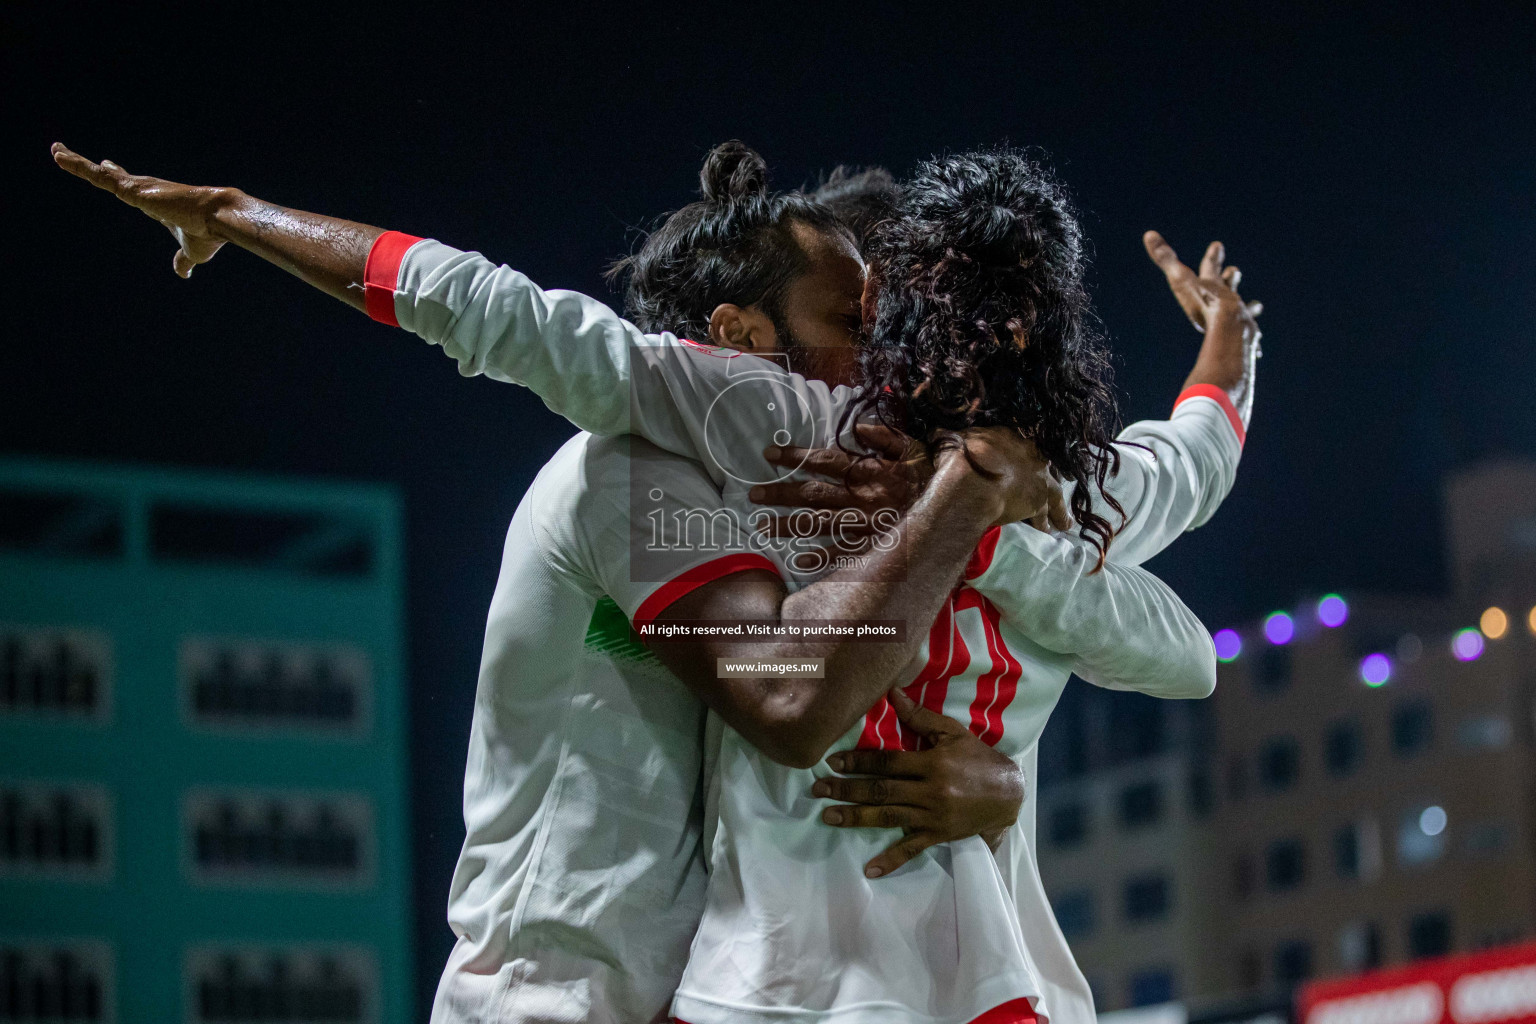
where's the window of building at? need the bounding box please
[1339,921,1382,972]
[1255,646,1292,692]
[1408,911,1453,959]
[1049,803,1090,848]
[1266,838,1307,891]
[0,487,124,559]
[1325,719,1363,777]
[1109,696,1166,761]
[1123,874,1171,923]
[1119,781,1164,829]
[1259,737,1301,792]
[1054,890,1096,940]
[1457,715,1512,751]
[1128,968,1176,1007]
[1397,806,1448,867]
[1393,702,1434,758]
[1335,825,1361,879]
[1188,769,1215,819]
[1274,940,1314,986]
[0,627,111,721]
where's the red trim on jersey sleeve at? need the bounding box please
[363,230,425,327]
[963,526,1003,581]
[632,552,781,629]
[1174,383,1246,447]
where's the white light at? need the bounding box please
[1420,806,1448,836]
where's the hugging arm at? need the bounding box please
[646,431,1057,770]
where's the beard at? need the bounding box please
[774,320,861,389]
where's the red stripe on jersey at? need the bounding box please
[969,998,1040,1024]
[858,595,957,751]
[362,230,425,326]
[977,595,1024,746]
[964,526,1003,580]
[904,595,969,750]
[632,552,781,629]
[1174,383,1247,446]
[957,588,1025,747]
[957,587,1004,742]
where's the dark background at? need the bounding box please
[6,2,1533,1014]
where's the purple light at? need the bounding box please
[1214,629,1242,662]
[1317,594,1349,628]
[1452,628,1485,662]
[1263,612,1295,645]
[1360,652,1392,686]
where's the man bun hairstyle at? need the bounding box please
[698,139,770,203]
[849,148,1126,566]
[608,141,851,342]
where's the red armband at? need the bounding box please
[363,230,425,326]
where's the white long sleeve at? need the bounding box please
[1081,387,1246,567]
[963,526,1217,699]
[388,239,849,492]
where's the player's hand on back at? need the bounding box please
[812,689,1024,878]
[52,143,231,279]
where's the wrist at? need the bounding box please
[927,458,1005,525]
[206,188,255,241]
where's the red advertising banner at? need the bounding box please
[1300,943,1536,1024]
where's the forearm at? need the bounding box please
[774,462,1000,727]
[674,461,1003,767]
[1181,306,1258,427]
[208,190,384,310]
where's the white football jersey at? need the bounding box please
[374,234,1245,1024]
[430,433,779,1024]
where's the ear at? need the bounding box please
[708,303,781,353]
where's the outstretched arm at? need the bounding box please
[52,144,835,480]
[52,144,382,306]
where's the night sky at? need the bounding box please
[6,3,1534,1012]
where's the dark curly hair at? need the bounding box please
[607,140,852,341]
[847,148,1126,566]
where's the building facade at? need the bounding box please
[1037,461,1536,1015]
[0,459,410,1023]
